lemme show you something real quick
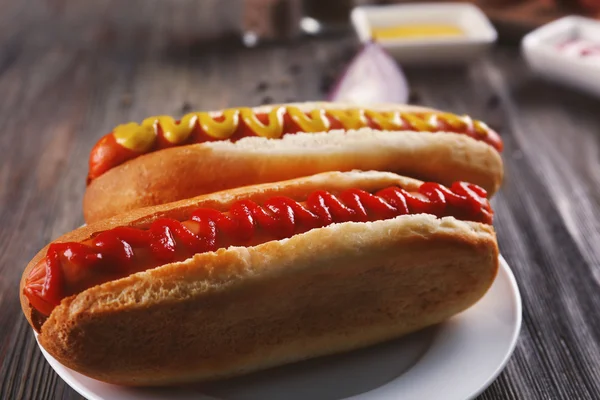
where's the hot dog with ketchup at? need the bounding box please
[23,171,498,386]
[83,102,504,223]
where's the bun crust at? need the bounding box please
[83,102,504,223]
[22,171,427,330]
[23,171,499,386]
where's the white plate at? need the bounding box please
[522,16,600,98]
[35,255,521,400]
[350,2,497,64]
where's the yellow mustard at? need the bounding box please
[151,115,196,145]
[113,122,156,153]
[326,109,367,130]
[364,111,403,131]
[287,107,330,132]
[111,106,490,152]
[372,24,465,41]
[198,109,240,139]
[239,107,286,139]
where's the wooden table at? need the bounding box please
[2,1,600,399]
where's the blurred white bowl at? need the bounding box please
[350,2,497,65]
[522,16,600,98]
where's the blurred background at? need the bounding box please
[0,0,600,115]
[3,1,600,400]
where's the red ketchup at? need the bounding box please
[556,39,600,60]
[24,182,492,317]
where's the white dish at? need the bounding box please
[522,16,600,98]
[350,2,497,64]
[35,255,521,400]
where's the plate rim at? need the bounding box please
[34,254,522,400]
[464,254,522,400]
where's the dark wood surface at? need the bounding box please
[2,1,600,399]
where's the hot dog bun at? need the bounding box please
[24,171,499,386]
[83,102,504,223]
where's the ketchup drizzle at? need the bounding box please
[25,182,492,317]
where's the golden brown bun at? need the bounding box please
[23,171,499,386]
[23,170,427,329]
[83,102,504,223]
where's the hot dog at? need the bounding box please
[83,102,504,223]
[23,171,499,386]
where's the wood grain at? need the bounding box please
[1,0,600,399]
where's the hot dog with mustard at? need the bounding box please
[83,102,504,223]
